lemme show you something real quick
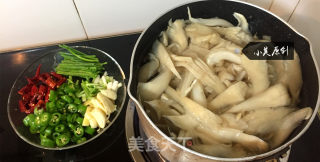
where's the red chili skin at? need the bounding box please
[29,94,38,107]
[45,77,56,89]
[24,107,33,114]
[27,77,38,85]
[50,71,66,88]
[44,87,52,103]
[22,93,32,102]
[19,99,33,114]
[39,73,57,89]
[35,64,42,78]
[19,100,27,113]
[18,84,32,95]
[38,85,46,96]
[35,100,45,110]
[50,72,63,80]
[30,85,38,96]
[56,77,66,87]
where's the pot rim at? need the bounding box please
[128,0,320,161]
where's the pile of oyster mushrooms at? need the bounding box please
[137,8,312,158]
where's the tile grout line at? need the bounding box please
[72,0,89,40]
[287,0,301,22]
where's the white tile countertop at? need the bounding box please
[0,0,319,59]
[0,0,87,52]
[74,0,195,39]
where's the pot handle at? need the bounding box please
[254,145,291,162]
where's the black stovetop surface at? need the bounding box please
[0,33,319,162]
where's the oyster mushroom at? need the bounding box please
[138,67,173,101]
[172,55,226,94]
[145,99,180,120]
[138,54,159,82]
[227,84,291,113]
[270,107,312,148]
[240,54,270,96]
[190,80,207,107]
[152,40,181,79]
[207,49,241,66]
[208,81,248,113]
[268,51,303,105]
[166,19,188,53]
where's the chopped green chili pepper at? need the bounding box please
[40,112,51,127]
[49,113,61,126]
[60,114,67,123]
[73,125,84,137]
[71,135,80,143]
[67,104,77,113]
[34,107,44,116]
[29,118,36,128]
[63,131,72,139]
[49,90,58,101]
[23,114,36,127]
[57,90,64,95]
[56,100,66,109]
[57,87,65,95]
[29,125,39,134]
[76,137,87,144]
[72,114,79,122]
[52,132,60,140]
[41,137,55,147]
[46,101,56,113]
[85,126,96,135]
[73,98,81,105]
[66,114,73,123]
[64,86,75,94]
[67,113,79,123]
[61,95,73,104]
[35,116,41,127]
[56,134,70,147]
[39,126,46,133]
[55,124,65,133]
[68,93,76,98]
[75,117,83,125]
[58,106,67,114]
[77,105,87,116]
[42,126,53,137]
[68,123,76,131]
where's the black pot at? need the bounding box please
[128,0,320,161]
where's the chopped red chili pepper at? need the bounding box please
[38,85,46,96]
[35,64,42,78]
[35,100,45,110]
[18,84,32,95]
[19,100,27,113]
[27,77,38,85]
[56,77,66,88]
[17,64,66,114]
[22,93,31,102]
[50,72,64,80]
[44,87,51,103]
[30,85,38,96]
[45,77,56,89]
[24,107,32,114]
